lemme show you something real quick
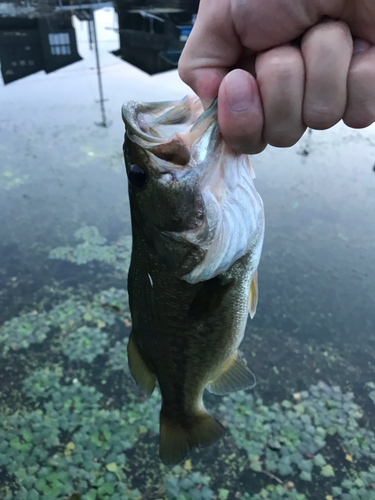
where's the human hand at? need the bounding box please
[178,0,375,153]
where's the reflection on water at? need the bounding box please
[0,0,197,84]
[1,4,375,500]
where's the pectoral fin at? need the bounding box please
[127,332,156,397]
[248,271,258,319]
[206,354,256,395]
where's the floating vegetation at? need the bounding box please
[2,230,375,498]
[49,226,132,273]
[1,370,159,500]
[334,466,375,499]
[220,381,375,483]
[165,469,213,500]
[97,288,130,324]
[366,382,375,403]
[2,222,375,498]
[1,169,29,190]
[0,311,50,356]
[1,358,375,499]
[79,146,124,174]
[107,338,129,373]
[241,485,306,500]
[62,326,109,363]
[0,288,131,358]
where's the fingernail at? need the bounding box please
[353,38,371,55]
[225,69,254,112]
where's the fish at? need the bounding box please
[121,96,265,465]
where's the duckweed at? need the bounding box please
[0,312,50,355]
[1,371,159,499]
[166,470,213,500]
[221,381,375,482]
[49,226,132,273]
[0,288,130,358]
[1,229,374,499]
[62,326,109,363]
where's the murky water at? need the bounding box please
[1,8,375,500]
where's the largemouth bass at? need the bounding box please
[122,96,264,465]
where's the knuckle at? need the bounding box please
[302,20,353,57]
[303,104,342,130]
[235,142,267,155]
[333,20,352,38]
[306,19,350,41]
[257,48,301,82]
[343,112,375,129]
[177,55,189,83]
[228,133,265,155]
[267,133,299,148]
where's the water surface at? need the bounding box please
[1,9,375,500]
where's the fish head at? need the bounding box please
[122,96,264,282]
[122,96,210,276]
[123,97,205,233]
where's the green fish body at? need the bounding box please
[122,96,264,465]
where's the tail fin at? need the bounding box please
[159,410,226,465]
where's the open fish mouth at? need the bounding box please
[122,96,264,285]
[121,95,204,145]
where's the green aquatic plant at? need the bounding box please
[164,469,308,500]
[49,226,132,273]
[62,326,109,363]
[96,288,130,323]
[47,299,88,334]
[0,288,131,360]
[48,288,130,332]
[241,486,306,500]
[1,366,375,499]
[1,169,29,190]
[107,338,129,373]
[330,465,375,500]
[366,382,375,403]
[166,470,213,500]
[78,145,124,174]
[0,311,50,355]
[0,370,159,500]
[22,368,62,401]
[220,381,375,482]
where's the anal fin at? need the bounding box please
[206,354,256,395]
[127,332,156,397]
[248,270,258,319]
[159,410,226,465]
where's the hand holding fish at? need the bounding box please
[179,0,375,154]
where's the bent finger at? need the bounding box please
[344,41,375,128]
[301,21,353,129]
[256,45,306,147]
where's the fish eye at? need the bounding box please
[127,164,147,189]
